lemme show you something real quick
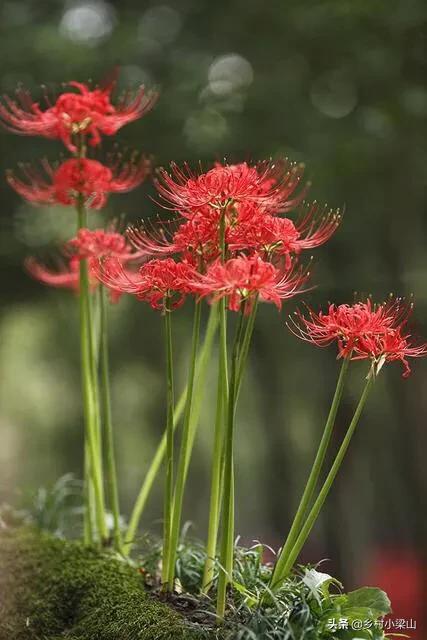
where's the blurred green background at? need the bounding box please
[1,0,426,627]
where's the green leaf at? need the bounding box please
[346,588,391,618]
[232,580,258,607]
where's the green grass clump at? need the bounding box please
[0,528,212,640]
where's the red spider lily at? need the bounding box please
[0,79,157,152]
[127,220,178,257]
[292,202,341,250]
[227,209,300,257]
[353,328,427,378]
[94,256,196,311]
[128,213,222,266]
[7,155,150,210]
[228,204,340,257]
[66,227,142,262]
[155,159,306,215]
[128,200,339,274]
[289,298,427,376]
[190,254,309,312]
[26,227,143,301]
[25,253,130,303]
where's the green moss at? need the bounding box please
[0,529,213,640]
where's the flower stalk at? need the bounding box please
[202,299,258,593]
[124,303,218,556]
[270,355,350,590]
[162,296,175,589]
[216,307,246,620]
[204,207,231,597]
[202,333,227,593]
[77,207,107,543]
[99,284,123,553]
[273,372,374,586]
[166,299,202,586]
[83,441,94,545]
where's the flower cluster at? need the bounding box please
[104,159,339,312]
[0,77,157,151]
[8,155,150,210]
[96,256,194,311]
[27,227,143,302]
[290,298,427,377]
[191,254,309,312]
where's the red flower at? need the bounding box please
[128,214,222,265]
[26,226,143,302]
[354,328,427,378]
[191,254,309,312]
[228,203,340,257]
[95,256,195,311]
[156,160,305,215]
[292,202,341,250]
[66,228,139,262]
[289,298,427,376]
[26,253,132,303]
[7,155,150,210]
[128,193,338,275]
[0,79,157,152]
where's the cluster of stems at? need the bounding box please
[75,137,121,551]
[195,209,261,617]
[269,359,374,592]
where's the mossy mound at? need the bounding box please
[0,528,214,640]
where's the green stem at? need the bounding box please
[274,374,374,586]
[202,345,226,593]
[83,440,94,545]
[78,253,107,542]
[100,285,123,553]
[270,356,350,590]
[216,310,246,620]
[77,203,107,543]
[124,304,218,556]
[202,300,255,593]
[166,300,202,586]
[162,300,175,589]
[236,299,258,395]
[89,289,103,475]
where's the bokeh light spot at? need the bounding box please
[208,54,254,95]
[60,1,116,46]
[310,71,358,119]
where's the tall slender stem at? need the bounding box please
[83,440,94,545]
[202,300,256,593]
[270,356,351,589]
[216,309,246,620]
[77,202,107,543]
[124,304,218,556]
[166,300,202,586]
[162,300,175,589]
[99,285,123,553]
[202,347,226,593]
[236,299,258,395]
[201,208,231,592]
[274,374,374,586]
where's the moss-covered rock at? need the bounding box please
[0,528,213,640]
